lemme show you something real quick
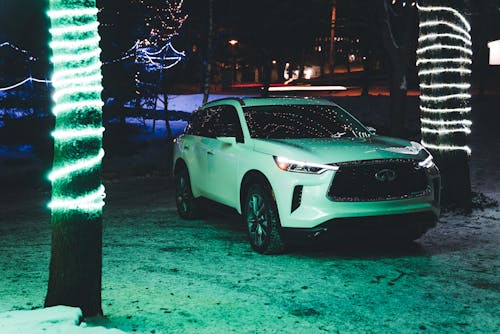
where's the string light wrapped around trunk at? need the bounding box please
[417,3,472,156]
[44,0,105,316]
[47,3,105,215]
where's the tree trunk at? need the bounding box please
[45,0,105,316]
[376,0,415,137]
[417,0,472,209]
[328,0,337,76]
[163,93,172,139]
[202,0,214,104]
[45,216,102,316]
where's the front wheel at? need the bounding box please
[244,184,285,254]
[175,167,199,219]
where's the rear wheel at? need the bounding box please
[175,167,199,219]
[244,184,285,254]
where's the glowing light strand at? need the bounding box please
[49,148,105,182]
[419,93,471,102]
[52,127,105,140]
[52,100,104,117]
[419,83,470,89]
[418,68,471,76]
[420,106,471,114]
[48,185,106,211]
[421,140,471,155]
[0,77,51,92]
[416,58,471,66]
[416,44,472,55]
[416,4,471,31]
[0,41,37,60]
[418,33,471,45]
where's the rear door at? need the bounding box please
[203,105,244,207]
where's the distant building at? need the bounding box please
[488,39,500,65]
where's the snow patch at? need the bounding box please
[0,306,127,334]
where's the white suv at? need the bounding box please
[172,97,440,254]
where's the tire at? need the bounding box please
[244,183,285,254]
[175,167,199,219]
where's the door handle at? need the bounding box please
[207,151,214,155]
[183,145,190,150]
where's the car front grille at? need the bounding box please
[328,159,430,202]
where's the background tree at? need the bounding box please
[417,0,473,208]
[202,0,214,104]
[44,0,105,316]
[376,0,418,138]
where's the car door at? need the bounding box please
[180,109,208,196]
[203,105,244,208]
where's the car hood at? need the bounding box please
[252,136,429,163]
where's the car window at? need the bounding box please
[185,109,204,136]
[186,105,243,141]
[243,104,370,139]
[218,105,244,141]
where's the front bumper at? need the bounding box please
[282,211,438,241]
[269,168,440,230]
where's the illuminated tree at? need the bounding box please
[133,0,188,48]
[44,0,105,316]
[417,0,472,208]
[131,0,187,137]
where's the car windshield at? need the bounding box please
[243,104,370,139]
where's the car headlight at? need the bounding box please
[418,154,435,168]
[274,156,339,174]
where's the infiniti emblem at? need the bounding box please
[374,169,397,182]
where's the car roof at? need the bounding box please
[202,96,338,108]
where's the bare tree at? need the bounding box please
[202,0,214,104]
[376,0,417,138]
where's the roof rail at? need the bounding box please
[203,97,246,106]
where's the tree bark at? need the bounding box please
[45,215,103,316]
[202,0,214,104]
[376,0,416,138]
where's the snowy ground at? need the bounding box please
[0,94,499,333]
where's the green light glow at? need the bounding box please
[47,0,105,214]
[52,127,105,140]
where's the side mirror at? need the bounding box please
[367,126,377,135]
[217,136,237,145]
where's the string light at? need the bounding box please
[48,185,106,211]
[135,41,185,70]
[48,148,105,182]
[53,100,104,117]
[416,5,471,31]
[417,44,472,55]
[419,21,470,40]
[52,127,105,140]
[420,106,471,114]
[417,4,472,156]
[418,33,471,46]
[0,77,51,92]
[419,83,470,89]
[418,68,471,76]
[47,0,105,214]
[421,140,471,155]
[419,93,471,101]
[0,41,37,60]
[416,58,472,66]
[421,119,472,126]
